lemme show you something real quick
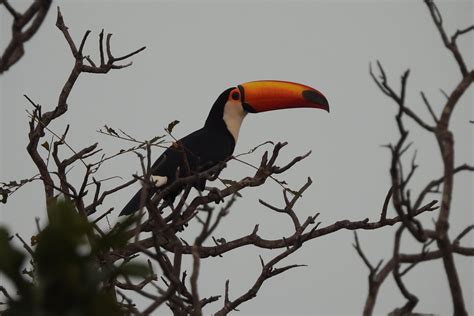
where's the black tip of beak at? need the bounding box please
[302,90,330,112]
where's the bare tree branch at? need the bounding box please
[110,199,437,262]
[424,0,471,77]
[365,1,473,314]
[25,7,145,203]
[391,227,419,314]
[0,0,52,73]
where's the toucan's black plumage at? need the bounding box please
[120,88,236,215]
[120,81,329,216]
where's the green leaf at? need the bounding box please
[117,262,149,277]
[1,189,9,203]
[41,141,50,152]
[166,120,180,133]
[93,213,139,251]
[1,199,129,314]
[0,228,31,298]
[104,124,118,136]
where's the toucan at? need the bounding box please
[119,80,329,216]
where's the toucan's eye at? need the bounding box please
[231,91,240,101]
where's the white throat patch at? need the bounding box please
[223,101,247,142]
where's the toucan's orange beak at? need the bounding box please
[238,80,329,113]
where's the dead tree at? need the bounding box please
[355,1,474,315]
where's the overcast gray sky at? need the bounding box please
[1,1,473,315]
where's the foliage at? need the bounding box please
[0,200,147,316]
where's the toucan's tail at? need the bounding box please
[120,189,148,216]
[119,184,182,216]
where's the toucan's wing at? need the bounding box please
[151,127,234,180]
[120,127,234,216]
[118,129,203,216]
[119,188,148,216]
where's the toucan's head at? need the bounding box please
[206,80,329,141]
